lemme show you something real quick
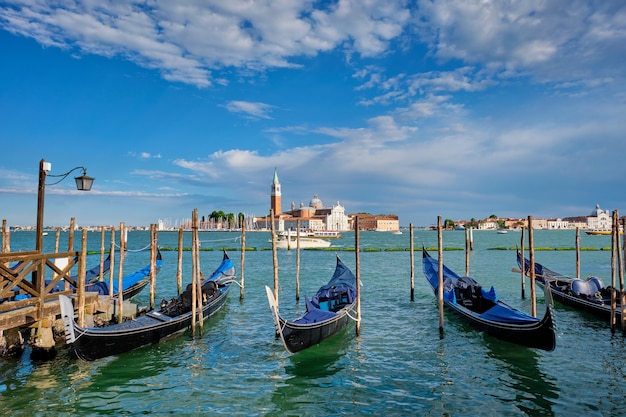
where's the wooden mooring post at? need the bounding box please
[295,219,301,301]
[177,227,183,295]
[437,216,444,338]
[355,216,361,336]
[610,210,618,333]
[240,221,246,300]
[520,227,526,299]
[409,224,415,302]
[528,215,537,318]
[621,219,626,332]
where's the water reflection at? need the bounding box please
[268,331,352,416]
[484,337,560,416]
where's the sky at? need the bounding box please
[1,1,625,229]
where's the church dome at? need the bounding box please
[309,194,323,209]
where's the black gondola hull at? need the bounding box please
[517,251,622,321]
[537,281,620,320]
[443,298,556,351]
[423,248,556,351]
[265,255,358,354]
[66,286,230,361]
[275,303,356,353]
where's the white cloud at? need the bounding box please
[0,0,412,87]
[224,100,274,119]
[414,0,626,83]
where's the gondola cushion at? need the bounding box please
[571,277,603,296]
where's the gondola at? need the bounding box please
[516,250,621,321]
[84,250,163,300]
[265,255,357,354]
[59,251,235,361]
[422,248,556,351]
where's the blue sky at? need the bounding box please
[1,1,625,228]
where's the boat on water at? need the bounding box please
[311,230,342,238]
[60,251,235,361]
[278,229,341,239]
[422,248,556,351]
[516,250,622,321]
[84,250,163,300]
[585,229,622,235]
[273,232,331,249]
[265,255,357,353]
[497,230,508,234]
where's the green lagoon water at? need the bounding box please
[1,229,625,416]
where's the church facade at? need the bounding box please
[260,169,399,232]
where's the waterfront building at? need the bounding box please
[350,213,399,232]
[586,204,611,230]
[547,218,569,230]
[258,170,352,231]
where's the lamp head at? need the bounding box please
[74,170,94,191]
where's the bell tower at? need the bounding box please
[270,168,282,216]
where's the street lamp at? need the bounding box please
[35,158,95,253]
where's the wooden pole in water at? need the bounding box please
[437,216,444,338]
[410,223,415,302]
[117,222,125,323]
[528,216,537,318]
[610,210,618,333]
[270,209,279,303]
[1,219,8,253]
[149,224,156,310]
[621,218,626,332]
[177,227,183,295]
[355,216,361,336]
[240,221,245,300]
[77,229,87,327]
[99,226,105,281]
[191,212,197,336]
[520,226,526,299]
[465,227,470,276]
[296,219,301,301]
[575,227,581,279]
[68,217,75,252]
[109,228,115,298]
[194,210,204,334]
[66,218,75,292]
[617,215,624,332]
[469,226,474,251]
[54,228,60,253]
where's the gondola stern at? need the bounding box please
[264,285,281,333]
[264,286,294,353]
[58,294,77,344]
[540,284,558,352]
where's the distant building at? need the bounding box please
[270,168,282,216]
[586,204,611,230]
[350,213,399,232]
[258,170,352,231]
[547,218,568,229]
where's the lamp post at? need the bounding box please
[35,158,95,253]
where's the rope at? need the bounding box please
[112,242,152,252]
[346,309,361,323]
[198,236,241,243]
[229,280,243,288]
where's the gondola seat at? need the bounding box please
[571,277,604,297]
